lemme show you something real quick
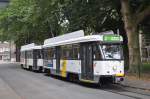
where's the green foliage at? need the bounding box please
[0,0,64,45]
[61,0,122,34]
[142,63,150,73]
[0,0,122,46]
[0,0,149,47]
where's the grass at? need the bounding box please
[141,63,150,73]
[126,73,150,82]
[125,63,150,82]
[124,63,150,73]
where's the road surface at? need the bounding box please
[0,63,149,99]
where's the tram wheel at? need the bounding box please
[38,67,43,73]
[46,69,51,76]
[68,73,79,83]
[21,64,24,69]
[98,79,102,88]
[29,66,32,71]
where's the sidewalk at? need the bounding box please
[0,61,18,64]
[0,60,10,64]
[121,77,150,90]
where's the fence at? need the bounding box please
[140,33,150,63]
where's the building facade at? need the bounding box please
[0,42,10,61]
[139,33,150,62]
[0,41,16,62]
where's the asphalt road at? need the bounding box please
[0,63,150,99]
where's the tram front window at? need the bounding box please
[101,44,123,60]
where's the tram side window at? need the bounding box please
[60,45,72,59]
[27,51,29,58]
[37,50,42,59]
[43,49,48,60]
[21,52,25,58]
[23,52,25,58]
[31,51,33,58]
[26,51,29,58]
[93,44,102,60]
[26,52,28,58]
[72,44,80,59]
[47,48,55,59]
[27,51,32,58]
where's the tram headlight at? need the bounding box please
[112,66,117,71]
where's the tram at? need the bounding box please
[20,43,43,71]
[42,30,124,84]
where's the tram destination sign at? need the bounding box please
[103,35,121,42]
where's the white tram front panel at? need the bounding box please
[26,58,33,69]
[20,56,25,66]
[93,61,124,76]
[20,51,26,67]
[37,59,44,67]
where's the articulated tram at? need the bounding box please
[20,43,43,71]
[42,30,124,84]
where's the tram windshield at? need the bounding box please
[101,44,123,60]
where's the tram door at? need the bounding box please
[56,47,60,73]
[81,43,94,80]
[33,50,37,70]
[25,51,27,67]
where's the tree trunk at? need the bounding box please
[121,0,141,76]
[123,44,129,70]
[16,45,20,62]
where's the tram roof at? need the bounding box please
[43,34,123,48]
[21,43,42,51]
[44,30,84,45]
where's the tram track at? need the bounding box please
[43,73,150,99]
[100,84,150,99]
[18,63,150,99]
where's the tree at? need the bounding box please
[61,0,122,34]
[0,0,65,44]
[0,0,72,61]
[0,0,149,72]
[0,0,128,62]
[120,0,150,75]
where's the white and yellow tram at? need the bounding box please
[42,30,124,84]
[20,43,43,71]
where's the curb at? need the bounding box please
[120,83,150,91]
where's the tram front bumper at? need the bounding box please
[114,77,124,83]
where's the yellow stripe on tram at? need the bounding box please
[80,79,96,83]
[61,60,67,77]
[115,73,124,77]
